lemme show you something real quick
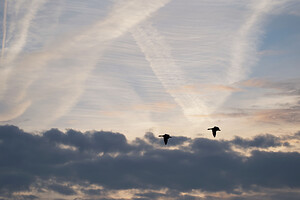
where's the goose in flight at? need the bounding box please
[207,126,221,137]
[159,134,172,145]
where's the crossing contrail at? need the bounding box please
[132,0,287,122]
[132,23,210,122]
[0,0,47,99]
[1,0,7,62]
[227,0,277,84]
[4,0,47,64]
[0,0,171,123]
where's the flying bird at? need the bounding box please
[159,134,172,145]
[207,126,221,137]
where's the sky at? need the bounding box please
[0,0,299,199]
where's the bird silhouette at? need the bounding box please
[159,134,172,145]
[207,126,221,137]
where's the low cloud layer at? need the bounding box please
[0,125,299,199]
[232,134,290,148]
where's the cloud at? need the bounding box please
[169,84,242,95]
[232,134,288,148]
[131,0,292,124]
[0,99,31,122]
[132,102,176,112]
[3,0,47,63]
[1,0,296,135]
[144,132,190,147]
[132,22,209,121]
[0,0,171,125]
[0,125,299,199]
[239,78,269,88]
[239,78,300,96]
[227,0,286,83]
[44,128,132,153]
[0,0,47,100]
[229,78,300,125]
[252,108,300,124]
[1,0,7,62]
[191,111,249,119]
[48,183,76,196]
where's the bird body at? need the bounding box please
[208,126,221,137]
[159,134,172,145]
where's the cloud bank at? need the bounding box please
[0,125,299,199]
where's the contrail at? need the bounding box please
[132,23,210,122]
[42,0,172,124]
[0,0,47,99]
[132,1,290,123]
[227,0,274,84]
[1,0,7,62]
[0,0,171,123]
[5,0,47,64]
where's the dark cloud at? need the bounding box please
[81,188,104,196]
[243,150,300,188]
[0,125,299,199]
[144,132,190,146]
[232,134,285,148]
[266,191,300,200]
[133,190,199,200]
[48,184,76,195]
[44,128,132,153]
[294,131,300,138]
[18,195,38,200]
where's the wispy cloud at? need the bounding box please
[132,22,210,121]
[239,78,300,96]
[0,0,297,135]
[0,0,171,125]
[132,0,292,124]
[132,101,176,112]
[0,0,47,99]
[239,78,269,87]
[227,0,275,83]
[0,0,47,122]
[0,0,7,62]
[4,0,47,63]
[252,108,300,124]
